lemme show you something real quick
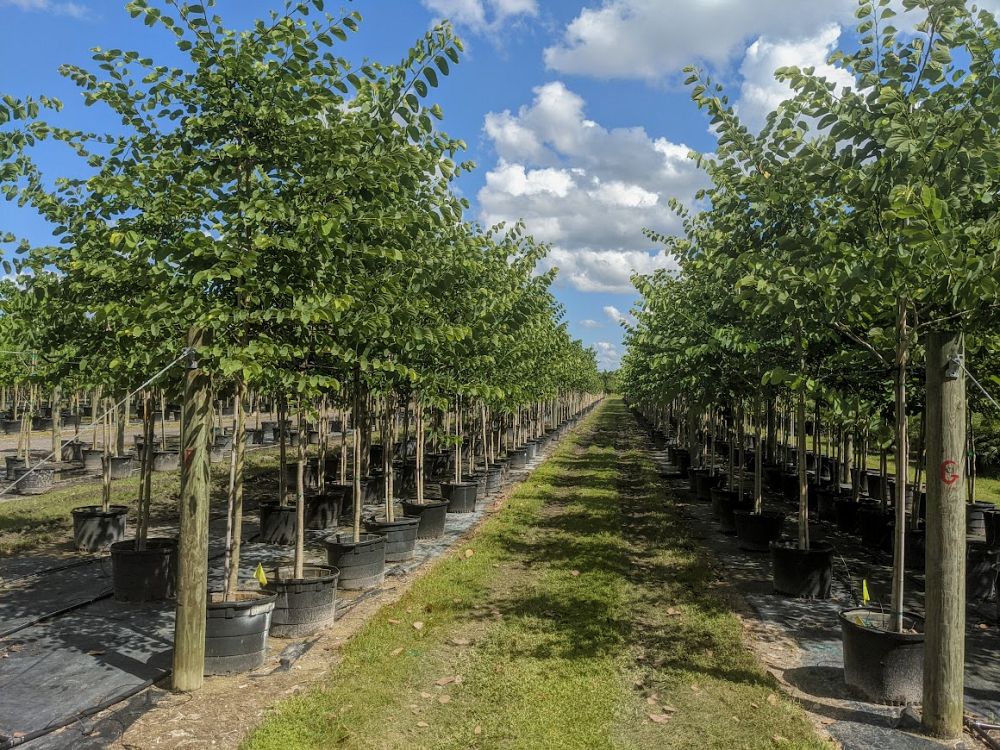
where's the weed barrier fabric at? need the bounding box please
[0,599,174,749]
[648,447,1000,749]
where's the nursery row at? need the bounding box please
[622,0,1000,742]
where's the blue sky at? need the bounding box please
[1,0,946,367]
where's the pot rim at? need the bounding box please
[400,499,449,509]
[733,509,785,520]
[839,607,925,640]
[770,540,834,553]
[328,532,385,549]
[73,504,129,517]
[364,515,420,528]
[265,564,340,585]
[109,537,177,554]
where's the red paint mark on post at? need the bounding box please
[939,460,960,486]
[183,448,194,469]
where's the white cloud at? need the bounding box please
[603,305,626,324]
[736,24,856,131]
[538,248,678,294]
[544,0,855,80]
[479,82,705,292]
[580,319,603,329]
[422,0,536,32]
[2,0,87,17]
[593,341,621,369]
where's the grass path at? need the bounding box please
[244,399,827,750]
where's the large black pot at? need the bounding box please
[260,501,296,545]
[985,509,1000,548]
[109,538,177,602]
[204,590,277,675]
[14,467,54,495]
[709,488,735,520]
[857,506,894,550]
[716,492,755,535]
[152,451,180,472]
[834,499,860,533]
[325,533,386,590]
[839,608,924,704]
[305,492,341,530]
[485,466,503,495]
[734,511,785,552]
[264,565,339,638]
[509,449,528,470]
[72,505,128,551]
[82,449,103,473]
[400,500,449,539]
[364,516,420,562]
[771,541,833,598]
[904,528,926,570]
[967,539,999,601]
[816,489,839,523]
[442,481,477,513]
[967,502,994,537]
[104,455,133,480]
[5,456,25,480]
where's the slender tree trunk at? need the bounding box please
[224,380,246,598]
[294,400,307,578]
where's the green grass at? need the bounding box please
[0,447,289,557]
[243,399,827,750]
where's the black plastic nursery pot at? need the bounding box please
[325,533,386,590]
[717,494,755,535]
[967,502,994,537]
[816,489,839,523]
[771,541,833,598]
[364,516,420,562]
[509,448,528,470]
[857,505,894,550]
[709,487,734,520]
[72,504,128,551]
[839,608,924,705]
[5,456,25,480]
[967,539,999,602]
[263,564,340,638]
[14,467,54,495]
[304,492,341,530]
[905,528,925,570]
[204,590,277,675]
[441,481,478,513]
[524,442,538,462]
[109,538,177,602]
[834,499,860,533]
[152,451,180,472]
[400,500,449,539]
[985,509,1000,548]
[104,455,133,480]
[81,449,103,473]
[734,511,785,552]
[259,501,296,545]
[485,466,503,495]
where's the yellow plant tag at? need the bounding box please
[862,579,870,605]
[254,563,268,587]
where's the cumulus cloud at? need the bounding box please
[603,305,623,323]
[580,319,603,329]
[593,341,621,369]
[736,25,856,131]
[544,0,855,80]
[2,0,87,16]
[422,0,536,32]
[479,82,704,292]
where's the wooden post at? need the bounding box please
[922,331,966,738]
[173,328,213,692]
[890,300,909,632]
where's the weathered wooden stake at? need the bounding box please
[922,331,966,738]
[173,328,213,692]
